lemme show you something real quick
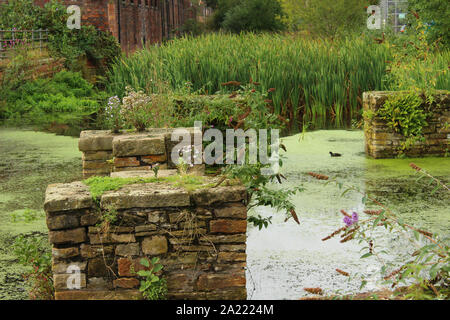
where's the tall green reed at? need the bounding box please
[105,33,447,132]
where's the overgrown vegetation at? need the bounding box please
[12,235,54,300]
[106,33,391,131]
[137,257,168,300]
[206,0,285,33]
[0,70,106,134]
[0,0,121,74]
[377,92,428,152]
[280,0,371,37]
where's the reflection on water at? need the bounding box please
[247,130,450,299]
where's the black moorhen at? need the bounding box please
[329,151,342,157]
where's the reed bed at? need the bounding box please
[105,33,448,131]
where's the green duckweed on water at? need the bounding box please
[0,128,448,299]
[247,130,449,299]
[0,128,82,299]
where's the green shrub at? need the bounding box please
[0,0,122,74]
[13,235,54,300]
[0,70,106,131]
[221,0,286,33]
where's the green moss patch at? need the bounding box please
[83,175,216,201]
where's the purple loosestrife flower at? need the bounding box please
[343,216,353,227]
[343,212,359,227]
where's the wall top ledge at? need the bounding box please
[78,127,201,152]
[44,178,247,213]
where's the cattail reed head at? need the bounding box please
[409,163,421,172]
[321,226,346,241]
[363,209,382,215]
[307,172,329,180]
[268,88,276,92]
[336,269,349,277]
[221,81,241,87]
[416,229,433,237]
[303,287,323,295]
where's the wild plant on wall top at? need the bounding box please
[121,86,153,132]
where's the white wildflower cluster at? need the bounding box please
[105,96,121,118]
[121,86,152,114]
[121,86,153,131]
[105,96,122,132]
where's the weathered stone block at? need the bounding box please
[205,287,247,300]
[196,273,245,291]
[111,169,177,179]
[214,203,247,219]
[52,247,79,259]
[44,182,93,213]
[113,278,139,289]
[115,243,140,257]
[87,277,113,290]
[54,273,87,290]
[142,235,168,255]
[191,186,247,206]
[166,272,195,292]
[46,214,79,230]
[218,244,246,252]
[80,212,101,226]
[135,225,157,233]
[141,154,167,164]
[217,252,246,263]
[114,157,140,168]
[113,135,166,157]
[89,232,136,244]
[199,234,246,244]
[210,219,247,234]
[82,160,112,170]
[82,151,113,161]
[100,183,190,209]
[80,244,114,258]
[52,261,87,274]
[55,289,142,300]
[78,130,114,152]
[49,228,87,244]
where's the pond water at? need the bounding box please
[0,128,448,300]
[0,128,82,299]
[247,130,450,299]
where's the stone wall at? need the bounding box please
[79,128,202,178]
[44,179,248,300]
[363,91,450,158]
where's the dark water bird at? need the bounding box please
[329,151,342,157]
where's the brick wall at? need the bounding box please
[1,0,193,52]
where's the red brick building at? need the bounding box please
[2,0,195,52]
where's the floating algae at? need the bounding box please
[247,130,449,299]
[0,128,82,299]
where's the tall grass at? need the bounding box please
[106,33,415,131]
